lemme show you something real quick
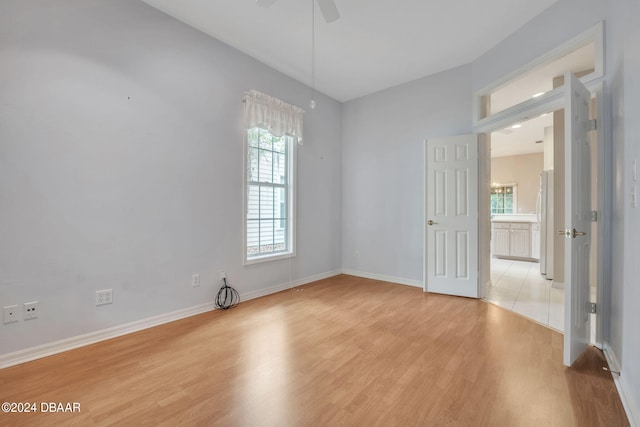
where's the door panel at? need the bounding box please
[456,169,469,216]
[563,72,592,367]
[425,135,478,298]
[456,231,469,279]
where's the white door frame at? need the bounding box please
[474,81,607,347]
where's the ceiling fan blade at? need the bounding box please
[256,0,278,7]
[317,0,340,23]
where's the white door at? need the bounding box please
[425,135,478,298]
[563,72,592,367]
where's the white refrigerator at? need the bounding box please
[538,170,554,280]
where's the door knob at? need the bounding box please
[427,220,438,226]
[558,229,587,238]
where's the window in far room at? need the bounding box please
[490,184,517,214]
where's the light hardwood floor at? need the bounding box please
[0,275,628,426]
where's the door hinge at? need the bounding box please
[588,302,597,314]
[591,210,598,222]
[589,119,597,131]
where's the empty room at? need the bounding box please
[1,0,639,425]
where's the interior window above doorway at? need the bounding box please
[474,22,603,127]
[485,42,595,118]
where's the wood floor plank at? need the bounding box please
[0,275,629,426]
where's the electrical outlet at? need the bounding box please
[3,305,19,324]
[96,289,113,306]
[192,273,200,287]
[23,301,39,320]
[219,271,226,281]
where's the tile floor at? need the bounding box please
[485,258,564,332]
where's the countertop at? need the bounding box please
[491,214,538,223]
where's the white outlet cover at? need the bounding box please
[192,274,200,287]
[3,305,19,324]
[24,301,39,320]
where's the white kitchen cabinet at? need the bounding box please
[491,223,511,257]
[491,221,535,260]
[531,222,541,260]
[510,225,531,258]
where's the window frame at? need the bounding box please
[473,22,603,133]
[490,184,518,215]
[242,127,296,265]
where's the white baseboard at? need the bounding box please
[240,269,342,302]
[341,269,423,288]
[0,269,342,370]
[0,302,216,369]
[604,345,639,427]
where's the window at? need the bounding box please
[473,22,603,130]
[245,127,295,262]
[242,90,302,264]
[491,185,517,214]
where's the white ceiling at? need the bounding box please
[491,113,553,158]
[140,0,558,102]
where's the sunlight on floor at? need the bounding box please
[485,258,564,332]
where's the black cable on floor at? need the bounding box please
[215,277,239,310]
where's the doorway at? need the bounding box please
[480,86,603,348]
[484,112,565,332]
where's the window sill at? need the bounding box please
[244,251,296,266]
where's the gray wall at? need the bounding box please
[471,0,611,93]
[0,0,342,354]
[341,65,472,283]
[615,0,640,418]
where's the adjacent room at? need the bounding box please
[1,0,639,425]
[486,113,565,331]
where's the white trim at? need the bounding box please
[341,269,423,288]
[478,133,491,299]
[244,252,296,266]
[0,269,341,369]
[478,85,606,345]
[239,269,341,301]
[475,86,565,134]
[423,139,427,292]
[604,344,622,374]
[473,21,604,127]
[0,302,216,369]
[604,346,639,427]
[592,82,606,348]
[474,78,603,135]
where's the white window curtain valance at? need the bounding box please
[243,90,304,144]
